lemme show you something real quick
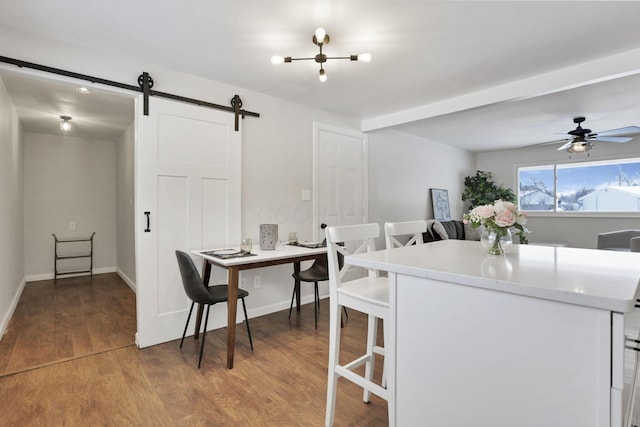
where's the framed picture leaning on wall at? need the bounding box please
[430,188,451,221]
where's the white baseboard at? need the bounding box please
[191,293,326,333]
[25,266,117,283]
[25,272,54,282]
[93,267,117,275]
[116,268,136,293]
[0,277,26,340]
[247,292,325,319]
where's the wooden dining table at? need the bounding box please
[191,243,327,369]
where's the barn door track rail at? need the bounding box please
[0,55,259,131]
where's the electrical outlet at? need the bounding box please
[253,276,261,289]
[69,221,76,230]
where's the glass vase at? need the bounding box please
[480,227,512,256]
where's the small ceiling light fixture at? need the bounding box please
[59,115,72,131]
[271,27,372,82]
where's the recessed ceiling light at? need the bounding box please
[76,87,91,94]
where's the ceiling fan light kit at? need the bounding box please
[271,27,371,82]
[565,138,592,154]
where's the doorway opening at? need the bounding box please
[0,66,137,376]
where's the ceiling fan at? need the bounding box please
[551,117,640,154]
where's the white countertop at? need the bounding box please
[346,240,640,313]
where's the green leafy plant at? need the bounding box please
[462,170,516,210]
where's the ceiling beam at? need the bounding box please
[361,47,640,133]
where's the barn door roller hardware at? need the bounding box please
[0,55,259,131]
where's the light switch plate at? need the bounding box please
[301,190,311,201]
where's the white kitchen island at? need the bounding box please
[345,240,640,427]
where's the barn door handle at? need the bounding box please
[144,211,151,232]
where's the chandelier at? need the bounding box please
[271,27,371,82]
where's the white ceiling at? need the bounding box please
[1,1,640,150]
[0,68,134,139]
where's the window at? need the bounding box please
[518,158,640,212]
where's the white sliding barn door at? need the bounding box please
[135,96,241,348]
[313,122,368,240]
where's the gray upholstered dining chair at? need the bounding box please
[175,250,253,368]
[289,239,346,329]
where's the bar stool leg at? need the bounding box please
[325,301,341,426]
[363,314,378,403]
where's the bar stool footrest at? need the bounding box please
[335,364,389,401]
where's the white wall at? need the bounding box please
[116,123,136,289]
[23,132,117,278]
[241,97,358,243]
[0,76,24,337]
[368,128,476,247]
[477,139,640,248]
[234,89,361,316]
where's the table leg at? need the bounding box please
[194,260,212,339]
[226,267,239,369]
[294,261,301,312]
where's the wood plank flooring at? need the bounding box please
[0,273,136,376]
[0,274,388,426]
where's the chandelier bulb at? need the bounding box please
[315,27,327,44]
[270,55,285,65]
[319,68,327,83]
[358,53,372,63]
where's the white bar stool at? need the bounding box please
[384,220,427,249]
[325,223,390,426]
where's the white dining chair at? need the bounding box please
[384,220,427,249]
[325,223,390,426]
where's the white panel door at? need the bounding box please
[313,122,367,240]
[136,96,241,348]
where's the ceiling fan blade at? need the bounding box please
[589,136,633,143]
[524,138,568,148]
[593,126,640,137]
[556,141,573,151]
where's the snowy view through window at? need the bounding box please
[518,159,640,212]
